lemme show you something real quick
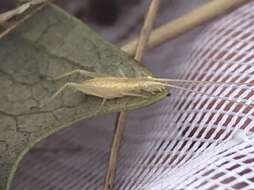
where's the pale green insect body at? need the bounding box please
[78,77,166,99]
[41,70,167,112]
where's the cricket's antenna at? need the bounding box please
[161,82,254,109]
[152,77,253,89]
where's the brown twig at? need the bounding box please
[0,6,43,39]
[0,0,49,24]
[0,0,52,39]
[134,0,161,61]
[103,1,161,190]
[0,3,30,24]
[122,0,248,55]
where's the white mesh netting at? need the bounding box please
[12,1,254,190]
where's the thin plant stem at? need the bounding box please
[103,1,161,190]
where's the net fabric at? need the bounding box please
[114,2,254,190]
[12,1,254,190]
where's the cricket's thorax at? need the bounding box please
[79,77,165,99]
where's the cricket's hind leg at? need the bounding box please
[94,92,147,115]
[39,82,82,108]
[52,69,110,80]
[94,98,107,115]
[40,80,106,116]
[118,68,126,77]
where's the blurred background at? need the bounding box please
[3,1,254,190]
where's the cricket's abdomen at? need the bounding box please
[80,77,165,99]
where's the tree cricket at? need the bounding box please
[40,69,253,113]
